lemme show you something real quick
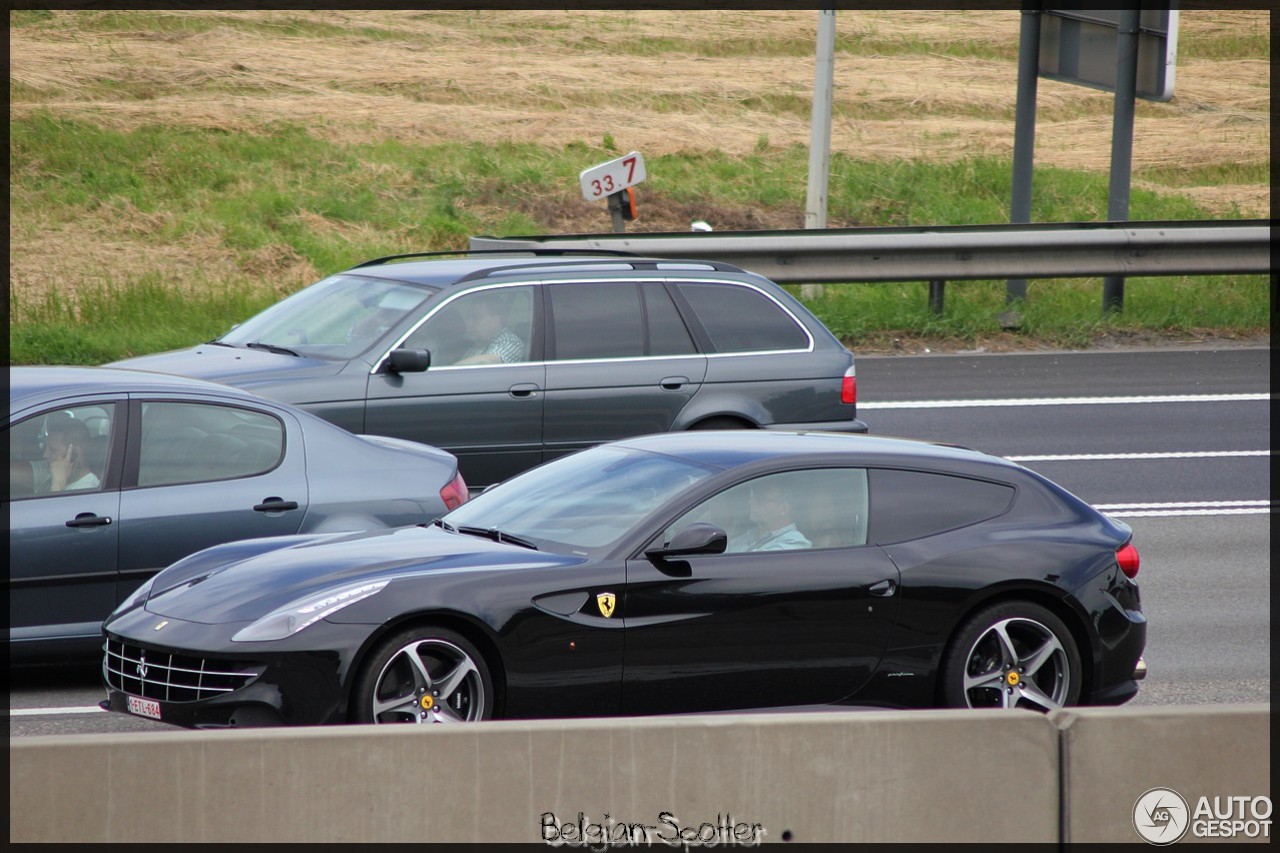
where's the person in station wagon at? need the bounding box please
[745,478,811,551]
[457,295,525,365]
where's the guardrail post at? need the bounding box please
[928,280,945,314]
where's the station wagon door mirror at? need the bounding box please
[384,348,431,374]
[646,523,728,560]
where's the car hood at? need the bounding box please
[143,525,582,625]
[109,344,347,388]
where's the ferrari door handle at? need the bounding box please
[660,376,689,391]
[254,498,299,513]
[66,512,112,528]
[868,579,897,597]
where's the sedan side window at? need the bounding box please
[8,404,116,498]
[137,402,284,487]
[664,468,869,554]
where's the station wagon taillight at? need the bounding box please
[841,367,857,405]
[440,472,469,511]
[1116,542,1140,579]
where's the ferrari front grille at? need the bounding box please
[103,636,262,702]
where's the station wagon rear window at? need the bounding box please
[675,282,809,353]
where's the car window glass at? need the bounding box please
[549,282,645,360]
[218,274,435,360]
[664,468,869,554]
[643,284,697,356]
[8,404,116,499]
[137,402,284,487]
[676,282,809,353]
[403,286,534,366]
[445,445,716,551]
[868,469,1015,544]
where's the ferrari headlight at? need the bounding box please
[231,579,390,642]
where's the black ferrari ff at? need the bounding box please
[101,431,1146,727]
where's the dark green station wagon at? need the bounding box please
[113,252,868,487]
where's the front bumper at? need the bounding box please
[99,615,364,728]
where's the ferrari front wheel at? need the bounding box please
[351,627,493,724]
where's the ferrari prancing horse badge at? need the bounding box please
[596,592,616,618]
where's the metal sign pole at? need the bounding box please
[607,191,627,234]
[1006,4,1042,314]
[1102,8,1141,313]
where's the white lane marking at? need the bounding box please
[1095,500,1274,518]
[1009,450,1271,462]
[860,393,1271,410]
[1095,500,1273,510]
[1105,508,1271,517]
[8,706,105,716]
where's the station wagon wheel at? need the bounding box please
[940,601,1081,712]
[690,416,752,430]
[351,627,493,724]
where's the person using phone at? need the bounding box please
[43,417,100,492]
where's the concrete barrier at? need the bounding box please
[1055,704,1272,844]
[9,704,1269,844]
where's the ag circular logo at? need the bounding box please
[1134,787,1190,845]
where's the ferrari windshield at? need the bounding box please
[443,445,718,552]
[218,275,437,360]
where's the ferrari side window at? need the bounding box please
[664,468,869,554]
[867,468,1015,545]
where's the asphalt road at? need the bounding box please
[8,345,1271,736]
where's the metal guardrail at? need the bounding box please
[470,219,1272,284]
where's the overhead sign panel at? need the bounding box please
[1039,7,1179,101]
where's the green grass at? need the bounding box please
[807,275,1271,351]
[9,274,280,366]
[8,118,1269,365]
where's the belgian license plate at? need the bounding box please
[126,695,162,720]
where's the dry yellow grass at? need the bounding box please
[8,9,1270,303]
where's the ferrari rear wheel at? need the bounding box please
[352,627,493,724]
[941,601,1081,712]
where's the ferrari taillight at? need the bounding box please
[1116,542,1140,579]
[841,367,857,405]
[440,472,469,511]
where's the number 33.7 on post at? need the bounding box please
[579,152,646,201]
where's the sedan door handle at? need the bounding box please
[254,498,300,513]
[508,383,540,399]
[660,376,690,391]
[868,579,897,597]
[66,512,112,528]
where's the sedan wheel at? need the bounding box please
[352,628,493,724]
[941,601,1081,711]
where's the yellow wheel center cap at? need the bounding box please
[419,695,435,711]
[1006,671,1021,686]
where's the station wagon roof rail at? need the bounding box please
[452,257,750,284]
[352,248,642,269]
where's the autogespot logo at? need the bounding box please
[1134,787,1190,845]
